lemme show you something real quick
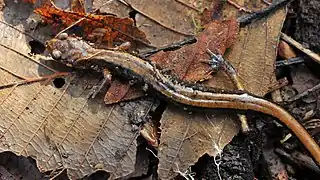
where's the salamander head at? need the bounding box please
[45,33,92,67]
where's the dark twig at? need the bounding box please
[281,33,320,65]
[275,148,320,174]
[237,0,293,27]
[139,37,196,58]
[276,57,305,67]
[288,82,320,102]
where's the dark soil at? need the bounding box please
[293,0,320,53]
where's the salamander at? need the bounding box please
[45,33,320,165]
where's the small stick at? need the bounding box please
[288,82,320,102]
[275,148,320,174]
[139,37,196,58]
[262,0,272,5]
[0,72,70,90]
[276,57,305,67]
[174,0,200,12]
[237,0,293,27]
[281,33,320,65]
[227,0,252,13]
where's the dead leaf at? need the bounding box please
[121,145,151,179]
[0,3,156,179]
[103,79,146,105]
[93,0,131,18]
[150,19,239,83]
[34,0,150,46]
[124,0,199,36]
[120,0,215,47]
[158,105,239,179]
[205,0,288,96]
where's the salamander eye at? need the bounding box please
[51,49,62,59]
[57,33,68,40]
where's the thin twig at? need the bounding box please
[139,37,196,58]
[0,43,57,73]
[206,49,250,133]
[0,66,27,80]
[117,0,193,36]
[275,148,320,174]
[276,57,305,67]
[175,0,201,12]
[237,0,293,27]
[281,33,320,65]
[227,0,252,13]
[0,19,45,44]
[288,82,320,102]
[0,72,71,90]
[262,0,272,5]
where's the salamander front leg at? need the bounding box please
[206,49,250,133]
[90,68,112,98]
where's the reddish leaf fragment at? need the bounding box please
[71,0,85,13]
[151,19,239,82]
[201,1,224,25]
[34,0,150,46]
[104,80,145,105]
[104,80,131,103]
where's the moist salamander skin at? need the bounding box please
[45,34,320,166]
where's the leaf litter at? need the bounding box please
[0,0,289,179]
[0,1,155,179]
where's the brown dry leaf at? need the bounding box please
[278,40,296,59]
[158,105,239,179]
[205,0,288,96]
[97,0,215,47]
[124,0,199,36]
[0,3,155,179]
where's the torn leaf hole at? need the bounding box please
[53,78,66,88]
[28,40,45,55]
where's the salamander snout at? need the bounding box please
[45,33,92,67]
